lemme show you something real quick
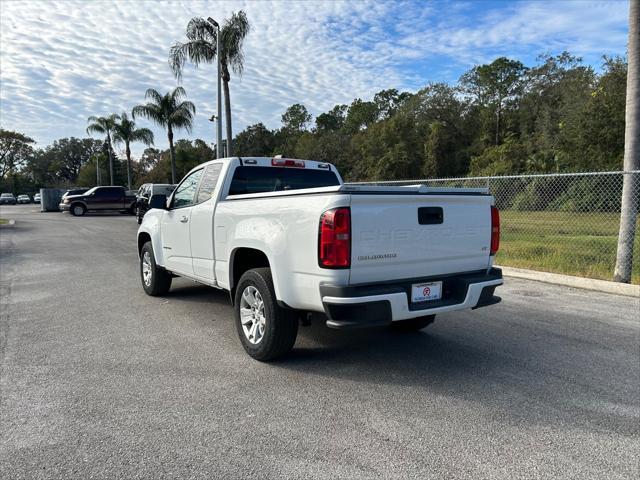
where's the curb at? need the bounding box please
[0,219,16,228]
[498,266,640,298]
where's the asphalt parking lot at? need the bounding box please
[1,204,638,479]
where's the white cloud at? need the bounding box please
[0,0,629,158]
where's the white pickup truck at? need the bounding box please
[137,157,503,360]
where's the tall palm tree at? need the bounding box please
[614,0,639,283]
[169,10,250,156]
[86,114,119,185]
[132,87,195,184]
[112,112,155,190]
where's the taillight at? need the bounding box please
[319,207,351,268]
[272,158,305,168]
[490,206,500,255]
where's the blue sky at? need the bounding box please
[0,0,630,157]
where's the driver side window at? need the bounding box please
[172,169,203,209]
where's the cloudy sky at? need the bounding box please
[0,0,630,157]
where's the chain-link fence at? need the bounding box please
[349,171,640,284]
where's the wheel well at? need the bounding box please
[230,248,270,301]
[138,233,151,256]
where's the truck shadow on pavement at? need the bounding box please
[155,282,637,438]
[281,319,636,438]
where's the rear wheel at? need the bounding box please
[70,203,86,216]
[234,268,298,361]
[391,315,436,332]
[140,242,172,296]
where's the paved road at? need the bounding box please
[1,205,638,479]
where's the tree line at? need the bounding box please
[0,50,627,194]
[233,52,625,182]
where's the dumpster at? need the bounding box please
[40,188,66,212]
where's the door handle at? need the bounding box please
[180,216,189,223]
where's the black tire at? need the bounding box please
[391,315,436,332]
[70,203,86,216]
[234,268,298,361]
[140,241,172,296]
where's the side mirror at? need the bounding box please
[149,194,168,210]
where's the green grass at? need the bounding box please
[496,211,640,285]
[0,218,8,225]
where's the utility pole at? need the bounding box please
[209,114,218,157]
[208,17,223,159]
[106,134,114,185]
[96,154,102,186]
[614,0,640,283]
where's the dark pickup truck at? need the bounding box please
[60,186,137,216]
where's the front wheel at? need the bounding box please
[140,242,172,296]
[234,268,298,361]
[70,203,86,216]
[391,315,436,332]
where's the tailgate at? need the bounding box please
[349,193,493,284]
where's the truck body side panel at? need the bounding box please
[214,193,350,311]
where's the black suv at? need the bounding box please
[135,184,176,224]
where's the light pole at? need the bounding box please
[209,114,218,157]
[95,154,101,186]
[207,17,223,159]
[106,132,114,185]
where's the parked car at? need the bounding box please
[135,183,176,224]
[33,193,41,203]
[17,194,31,204]
[137,157,503,361]
[0,193,17,205]
[59,186,137,216]
[62,188,90,199]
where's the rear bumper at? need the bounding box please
[320,268,503,329]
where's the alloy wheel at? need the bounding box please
[239,286,266,344]
[142,251,152,287]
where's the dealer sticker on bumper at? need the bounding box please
[411,281,443,303]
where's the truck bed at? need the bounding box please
[224,183,489,200]
[225,182,494,286]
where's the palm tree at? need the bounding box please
[132,87,195,184]
[614,0,639,283]
[169,10,250,156]
[86,114,119,185]
[112,112,155,190]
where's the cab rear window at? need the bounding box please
[228,166,339,196]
